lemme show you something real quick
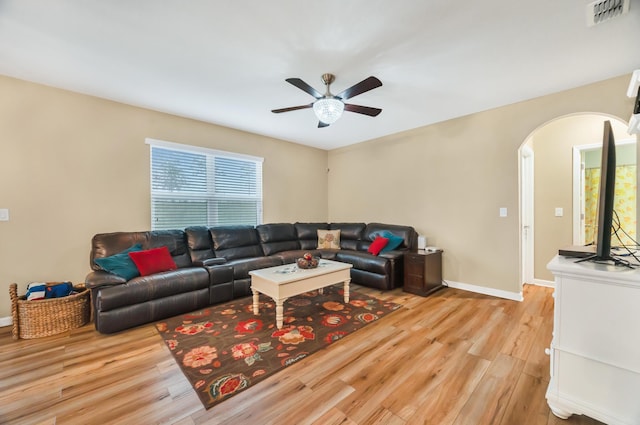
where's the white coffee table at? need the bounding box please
[249,259,352,329]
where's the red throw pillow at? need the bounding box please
[368,236,389,256]
[128,246,177,276]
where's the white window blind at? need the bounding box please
[147,139,263,230]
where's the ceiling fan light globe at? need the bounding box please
[313,98,344,124]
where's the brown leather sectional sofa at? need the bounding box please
[85,222,417,333]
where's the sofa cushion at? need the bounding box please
[148,230,192,269]
[96,268,210,312]
[295,222,329,250]
[91,231,150,271]
[335,250,390,275]
[317,229,341,249]
[361,223,417,252]
[94,243,143,280]
[368,236,389,256]
[209,226,264,260]
[90,230,191,270]
[256,223,300,256]
[226,256,283,280]
[129,246,178,276]
[185,226,215,263]
[273,249,322,264]
[330,222,365,250]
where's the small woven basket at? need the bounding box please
[9,283,91,340]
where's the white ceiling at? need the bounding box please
[1,1,639,150]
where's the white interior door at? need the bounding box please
[572,147,587,245]
[520,145,534,285]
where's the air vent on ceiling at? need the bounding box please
[586,0,630,26]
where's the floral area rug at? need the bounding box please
[155,284,401,409]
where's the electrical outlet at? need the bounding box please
[499,207,508,218]
[0,209,8,221]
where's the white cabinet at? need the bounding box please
[546,256,640,425]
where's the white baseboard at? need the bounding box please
[445,280,524,302]
[0,316,13,327]
[532,278,555,288]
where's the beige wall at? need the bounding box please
[530,115,632,282]
[0,76,328,318]
[1,73,635,319]
[328,74,635,295]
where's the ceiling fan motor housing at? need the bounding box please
[321,73,336,87]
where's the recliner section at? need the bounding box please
[86,230,229,334]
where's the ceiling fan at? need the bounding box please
[271,73,382,128]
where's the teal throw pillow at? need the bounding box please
[94,243,143,280]
[380,231,404,252]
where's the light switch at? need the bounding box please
[0,209,8,221]
[555,207,563,217]
[499,207,507,217]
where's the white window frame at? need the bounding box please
[146,138,264,230]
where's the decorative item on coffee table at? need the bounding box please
[296,252,319,269]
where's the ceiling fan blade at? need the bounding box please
[271,103,313,113]
[344,103,382,117]
[286,78,323,99]
[318,121,330,128]
[336,76,382,100]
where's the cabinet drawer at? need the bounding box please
[405,254,424,275]
[405,275,424,291]
[406,253,425,264]
[406,264,423,276]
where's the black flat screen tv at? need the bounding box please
[594,120,616,260]
[577,120,622,265]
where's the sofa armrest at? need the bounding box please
[193,258,227,267]
[204,263,234,304]
[85,270,126,289]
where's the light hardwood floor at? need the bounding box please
[0,284,605,425]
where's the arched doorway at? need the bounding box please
[519,113,635,287]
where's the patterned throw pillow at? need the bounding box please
[317,229,341,249]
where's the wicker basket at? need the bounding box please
[9,283,91,340]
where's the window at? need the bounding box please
[147,139,263,230]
